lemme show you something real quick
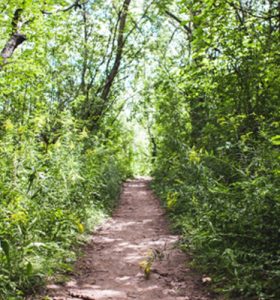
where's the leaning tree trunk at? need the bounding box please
[1,33,26,63]
[100,0,132,102]
[0,9,27,65]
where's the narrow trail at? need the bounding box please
[44,179,212,300]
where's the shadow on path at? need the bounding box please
[42,179,212,300]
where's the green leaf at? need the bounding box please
[270,135,280,146]
[0,239,10,265]
[26,262,33,276]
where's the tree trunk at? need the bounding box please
[1,33,26,63]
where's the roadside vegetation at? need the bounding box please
[0,0,279,299]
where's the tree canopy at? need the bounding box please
[0,0,279,299]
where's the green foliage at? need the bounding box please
[0,1,134,298]
[0,113,132,299]
[0,0,279,299]
[153,144,279,298]
[149,1,280,298]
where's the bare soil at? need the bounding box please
[41,178,213,300]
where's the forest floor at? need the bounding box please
[39,178,213,300]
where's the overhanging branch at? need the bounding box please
[165,10,192,36]
[1,1,87,65]
[42,0,89,15]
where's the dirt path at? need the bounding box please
[44,179,212,300]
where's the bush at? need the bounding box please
[152,142,280,299]
[0,112,132,299]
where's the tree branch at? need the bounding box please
[1,9,27,64]
[1,1,87,65]
[165,10,192,36]
[100,0,132,102]
[226,0,280,21]
[42,0,89,15]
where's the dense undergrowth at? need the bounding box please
[0,1,137,298]
[152,141,279,299]
[0,114,132,299]
[1,0,280,299]
[146,2,280,299]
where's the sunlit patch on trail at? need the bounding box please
[44,179,210,300]
[68,288,127,299]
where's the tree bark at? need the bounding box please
[100,0,132,102]
[1,2,84,65]
[1,9,26,64]
[1,33,26,62]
